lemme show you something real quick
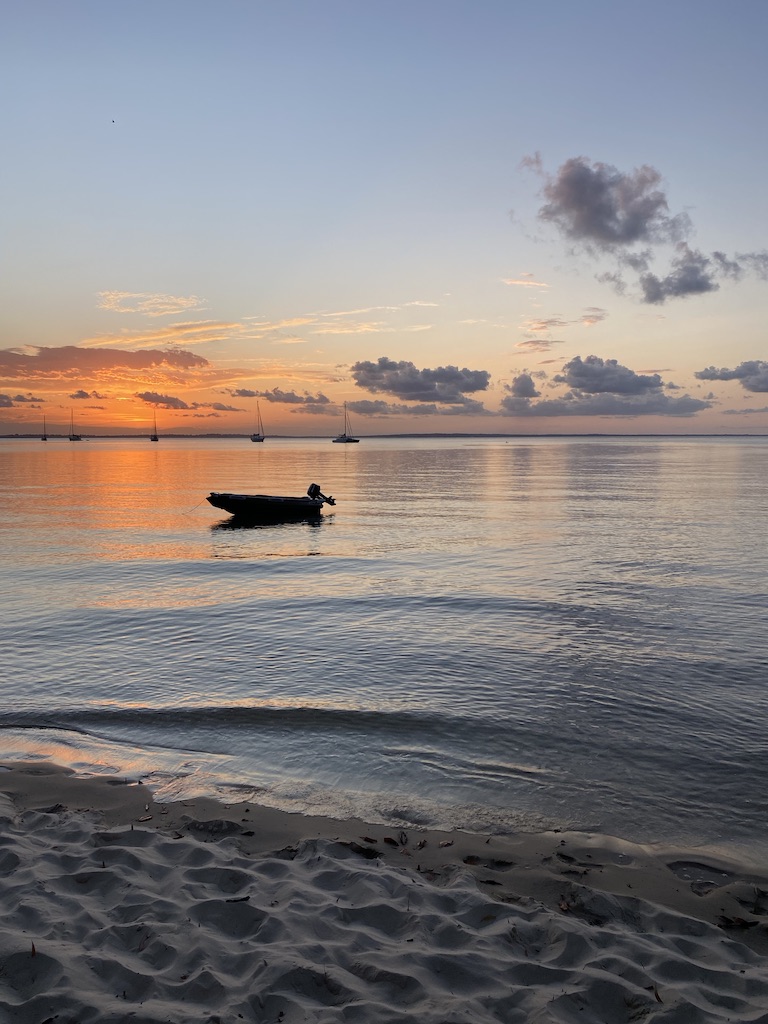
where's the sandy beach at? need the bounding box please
[1,762,767,1023]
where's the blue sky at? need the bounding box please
[2,0,767,434]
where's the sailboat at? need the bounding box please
[68,410,82,441]
[332,402,360,443]
[250,402,265,442]
[41,415,47,441]
[150,411,159,442]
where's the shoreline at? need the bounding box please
[2,761,767,1022]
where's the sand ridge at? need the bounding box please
[1,762,767,1023]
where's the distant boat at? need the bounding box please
[41,415,47,441]
[332,403,360,443]
[150,412,159,442]
[68,410,82,441]
[207,483,335,520]
[250,402,265,442]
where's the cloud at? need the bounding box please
[0,345,209,383]
[350,356,491,404]
[97,291,207,317]
[695,360,768,392]
[522,317,571,334]
[723,405,768,415]
[514,339,565,353]
[639,244,719,303]
[503,277,549,289]
[135,391,243,412]
[581,308,608,327]
[0,394,13,408]
[80,320,241,349]
[537,156,689,250]
[348,398,490,417]
[553,355,663,395]
[501,354,711,418]
[508,373,540,398]
[69,389,91,399]
[527,154,768,304]
[310,321,392,336]
[11,393,45,403]
[135,391,191,410]
[232,387,333,407]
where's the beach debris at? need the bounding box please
[137,815,152,822]
[383,836,399,847]
[360,836,377,844]
[345,841,379,860]
[416,838,427,850]
[30,941,36,957]
[439,840,454,848]
[399,830,408,846]
[225,895,250,903]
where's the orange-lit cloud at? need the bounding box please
[97,291,207,317]
[503,276,549,288]
[80,321,245,349]
[0,345,208,383]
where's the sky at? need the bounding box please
[2,0,768,436]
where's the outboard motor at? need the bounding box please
[307,483,336,506]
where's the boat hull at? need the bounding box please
[207,492,327,519]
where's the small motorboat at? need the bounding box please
[207,482,336,520]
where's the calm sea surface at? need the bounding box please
[2,436,767,855]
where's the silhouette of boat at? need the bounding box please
[207,483,335,520]
[150,411,159,442]
[251,402,265,442]
[68,410,82,441]
[332,403,359,443]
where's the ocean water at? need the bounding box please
[2,435,767,854]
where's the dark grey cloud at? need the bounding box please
[695,360,768,393]
[537,156,689,250]
[135,392,243,412]
[528,154,768,304]
[501,354,711,418]
[639,244,719,304]
[351,356,490,404]
[0,394,13,408]
[501,391,712,417]
[553,355,662,394]
[508,373,540,399]
[258,388,331,406]
[69,389,109,401]
[136,391,191,410]
[12,394,45,403]
[723,405,768,415]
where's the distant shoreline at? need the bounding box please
[2,432,767,440]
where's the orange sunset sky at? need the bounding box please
[2,2,767,436]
